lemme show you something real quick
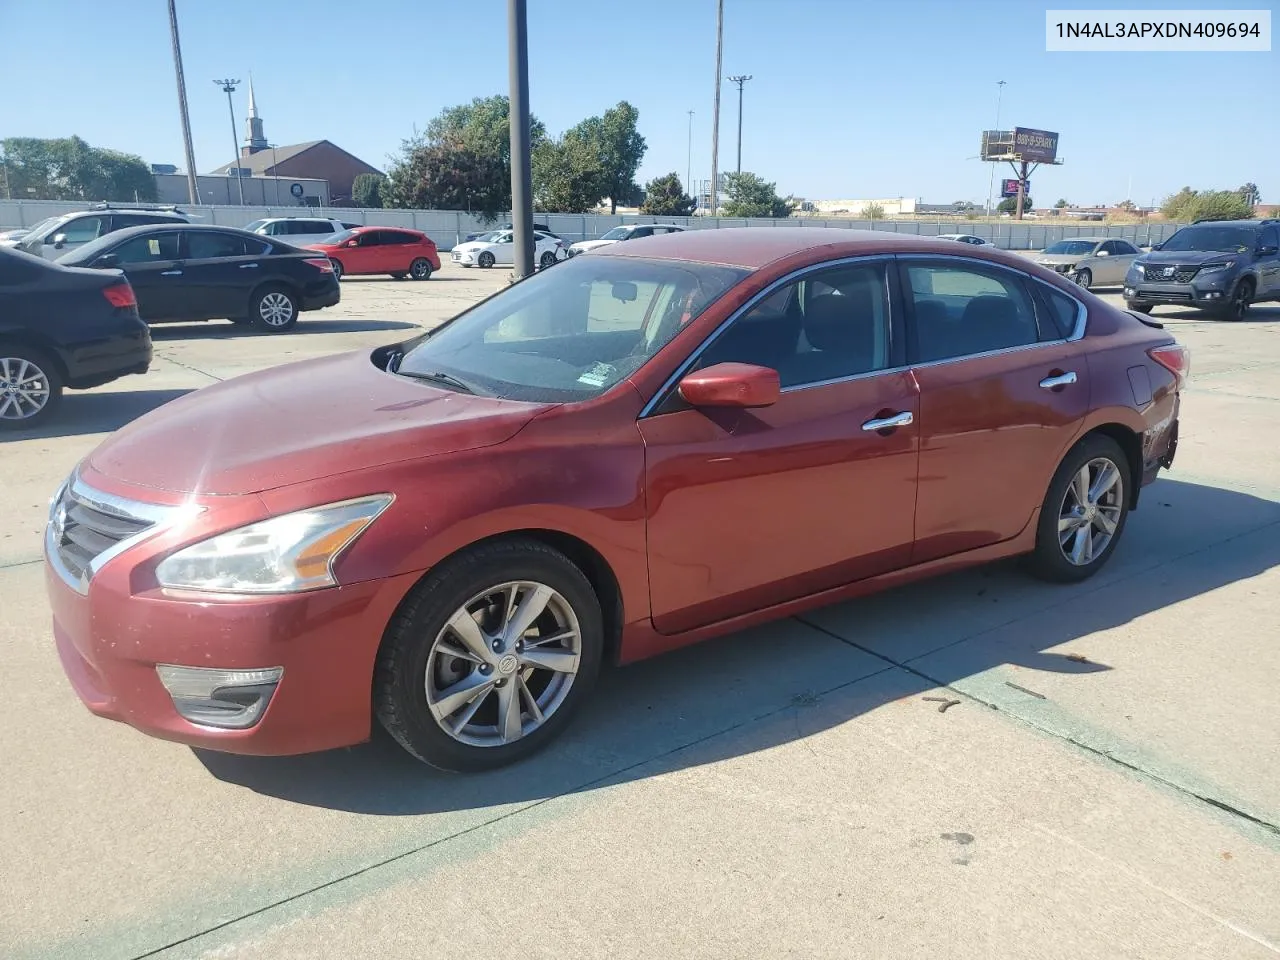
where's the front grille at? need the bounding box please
[48,478,164,591]
[1145,264,1199,283]
[1140,290,1193,301]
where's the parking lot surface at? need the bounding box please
[2,262,1278,959]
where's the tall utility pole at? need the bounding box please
[710,0,723,215]
[727,75,752,174]
[167,0,199,205]
[507,0,534,279]
[686,110,694,197]
[214,79,245,205]
[985,79,1006,219]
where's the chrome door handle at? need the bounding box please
[239,262,259,269]
[160,270,182,276]
[1039,371,1078,389]
[861,411,914,432]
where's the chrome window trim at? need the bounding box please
[638,254,897,419]
[45,468,194,595]
[779,364,912,396]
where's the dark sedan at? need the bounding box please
[0,246,152,429]
[59,225,341,333]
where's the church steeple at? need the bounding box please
[242,73,269,156]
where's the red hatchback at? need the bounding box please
[307,227,440,281]
[44,229,1187,771]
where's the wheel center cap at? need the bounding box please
[497,654,518,676]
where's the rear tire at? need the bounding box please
[330,259,344,281]
[1027,434,1131,583]
[0,344,63,430]
[250,285,298,333]
[374,538,604,772]
[409,258,433,280]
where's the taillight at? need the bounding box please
[304,257,335,273]
[1148,343,1190,387]
[102,282,136,308]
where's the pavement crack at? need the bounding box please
[154,353,224,382]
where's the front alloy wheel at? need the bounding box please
[1073,268,1092,290]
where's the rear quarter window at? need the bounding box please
[1036,283,1081,339]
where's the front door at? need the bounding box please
[105,231,185,320]
[346,231,387,274]
[900,257,1089,563]
[639,258,920,634]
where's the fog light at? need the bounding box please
[1203,291,1221,300]
[156,665,283,729]
[1124,288,1134,297]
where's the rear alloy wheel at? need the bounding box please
[409,258,433,280]
[1219,278,1253,321]
[375,538,603,771]
[330,259,344,280]
[251,286,298,332]
[478,251,496,269]
[0,347,63,430]
[539,251,557,269]
[1073,268,1092,290]
[1028,434,1131,583]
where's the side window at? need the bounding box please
[629,227,653,239]
[906,262,1041,363]
[59,216,106,243]
[698,262,891,389]
[186,232,251,259]
[1034,283,1081,340]
[265,222,288,236]
[1261,227,1279,251]
[384,231,413,245]
[112,233,181,264]
[1099,240,1122,256]
[357,231,383,246]
[341,222,360,230]
[1113,240,1138,255]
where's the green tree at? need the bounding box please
[859,202,885,220]
[1054,198,1069,208]
[720,171,792,218]
[1162,187,1252,222]
[997,195,1033,214]
[1,136,155,202]
[597,102,646,214]
[640,172,696,216]
[351,172,387,208]
[531,129,608,213]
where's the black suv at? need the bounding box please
[1124,217,1280,320]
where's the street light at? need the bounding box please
[167,0,199,206]
[985,80,1006,220]
[268,143,280,205]
[686,109,694,199]
[726,75,752,174]
[710,0,723,215]
[507,0,534,278]
[214,78,246,205]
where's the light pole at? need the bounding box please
[167,0,199,205]
[686,109,694,200]
[214,78,245,205]
[985,79,1006,220]
[726,75,751,174]
[710,0,723,215]
[269,143,280,205]
[507,0,534,279]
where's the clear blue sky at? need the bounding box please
[2,0,1276,206]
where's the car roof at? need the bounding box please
[596,226,1036,270]
[92,223,256,240]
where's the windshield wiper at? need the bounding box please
[397,369,480,395]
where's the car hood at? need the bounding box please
[87,351,550,496]
[571,239,615,252]
[1034,253,1086,266]
[1139,249,1245,265]
[453,241,489,253]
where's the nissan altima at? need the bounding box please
[44,228,1187,771]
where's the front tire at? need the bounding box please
[539,251,557,269]
[375,538,604,771]
[250,285,298,332]
[1073,268,1092,290]
[0,345,63,430]
[1218,277,1253,321]
[409,258,433,280]
[1027,434,1131,583]
[478,251,496,269]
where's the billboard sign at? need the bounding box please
[1012,127,1059,163]
[1001,179,1030,198]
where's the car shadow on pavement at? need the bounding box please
[0,388,191,441]
[196,477,1280,816]
[147,319,421,340]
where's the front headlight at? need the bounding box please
[1131,262,1145,276]
[1198,260,1234,273]
[155,495,393,594]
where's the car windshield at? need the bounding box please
[243,219,268,232]
[1160,225,1256,253]
[17,216,70,252]
[395,255,747,402]
[1043,240,1099,256]
[472,232,498,243]
[600,227,631,240]
[324,229,356,245]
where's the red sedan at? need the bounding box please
[44,229,1187,771]
[306,226,440,281]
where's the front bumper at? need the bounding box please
[452,251,476,264]
[44,472,420,756]
[1123,274,1233,307]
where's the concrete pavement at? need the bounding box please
[1,265,1277,959]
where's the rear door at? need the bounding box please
[378,230,418,272]
[104,231,184,320]
[1099,239,1137,284]
[179,231,272,319]
[900,256,1089,563]
[1257,225,1280,297]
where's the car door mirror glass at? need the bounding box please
[1257,244,1278,256]
[51,233,67,247]
[678,362,780,409]
[1095,249,1109,256]
[611,281,638,303]
[95,253,119,267]
[1150,242,1163,251]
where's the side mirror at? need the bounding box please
[611,280,638,303]
[678,362,780,409]
[1095,249,1109,256]
[1150,242,1163,251]
[50,233,68,248]
[1257,244,1279,257]
[344,239,358,248]
[95,253,119,268]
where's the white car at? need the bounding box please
[451,230,566,269]
[568,223,687,257]
[936,233,990,246]
[0,227,30,247]
[243,217,361,247]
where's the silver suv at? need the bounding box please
[243,217,360,247]
[14,203,189,260]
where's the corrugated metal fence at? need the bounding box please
[0,199,1186,252]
